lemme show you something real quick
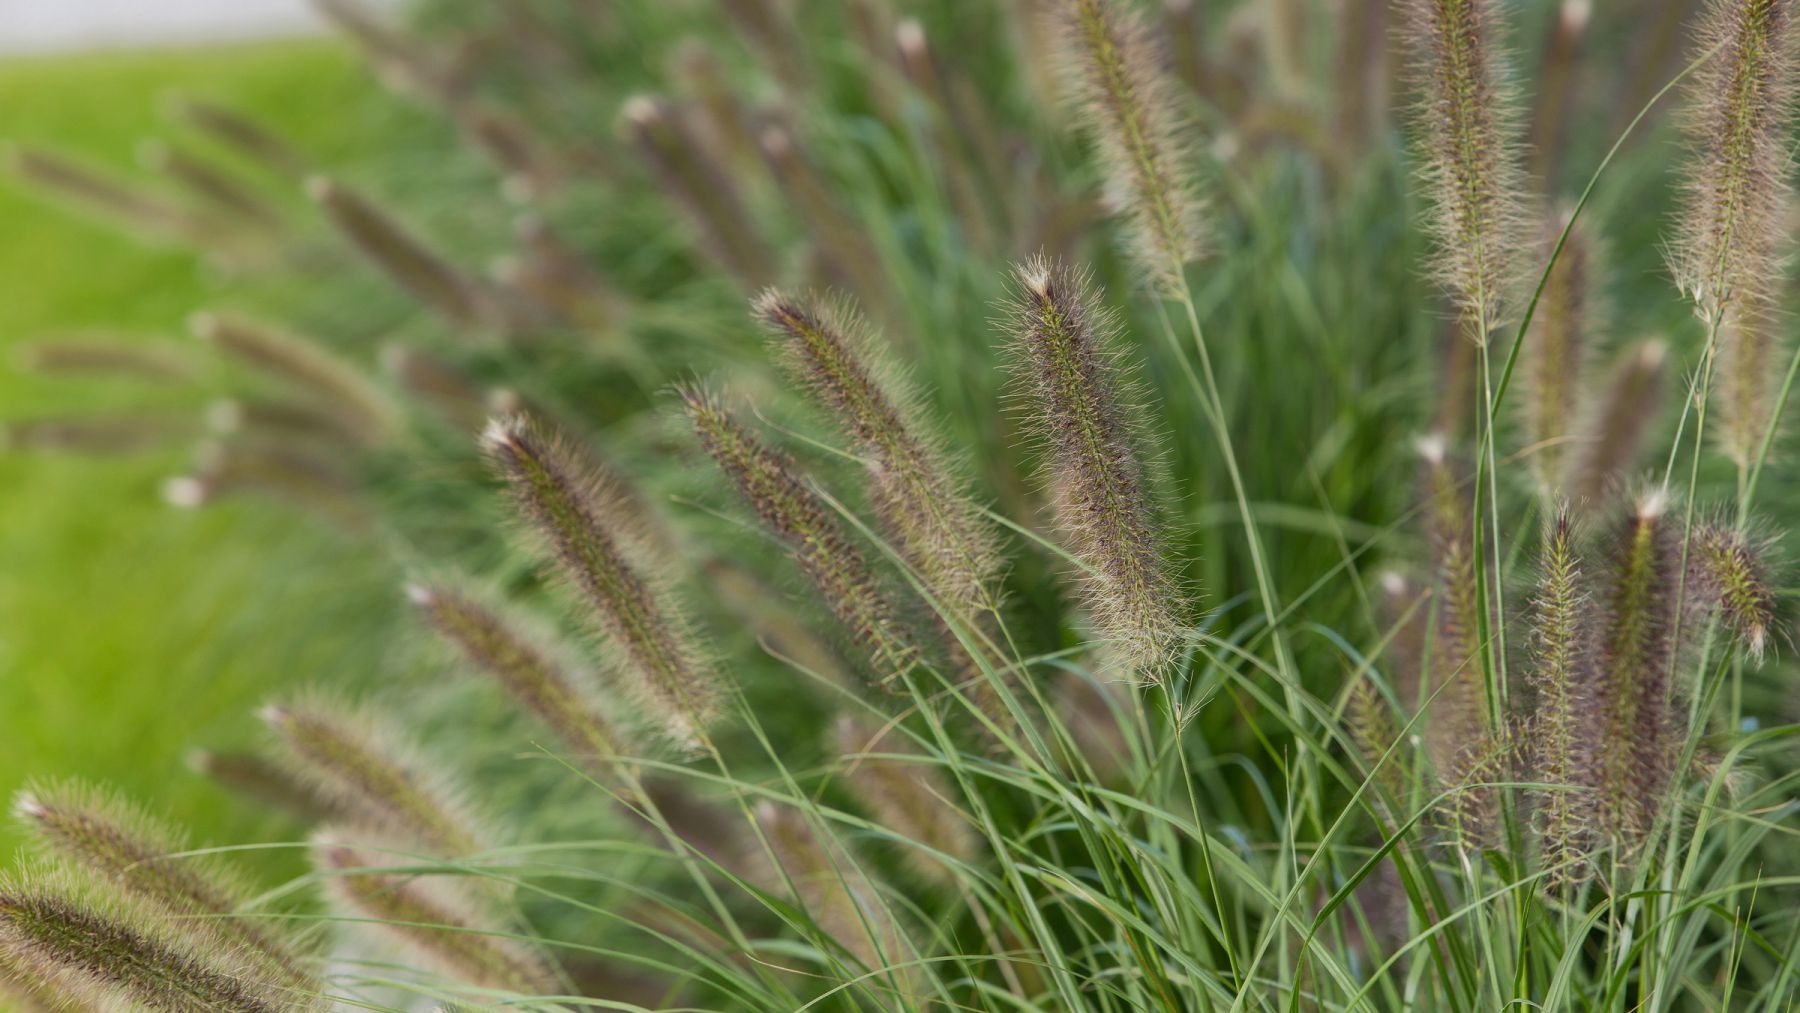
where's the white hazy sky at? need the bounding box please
[0,0,339,54]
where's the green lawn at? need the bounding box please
[0,39,397,867]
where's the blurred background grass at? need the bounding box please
[0,38,398,866]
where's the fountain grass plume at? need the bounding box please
[1004,256,1189,678]
[17,336,194,382]
[679,383,922,685]
[1526,507,1600,879]
[1417,434,1490,769]
[1402,0,1526,342]
[1054,0,1204,291]
[752,800,912,992]
[1691,521,1780,659]
[1672,0,1797,320]
[312,830,560,996]
[834,714,980,888]
[190,311,398,443]
[1523,211,1600,493]
[755,288,1001,617]
[0,866,306,1011]
[260,697,491,861]
[13,783,317,991]
[1571,340,1670,510]
[166,96,309,178]
[1593,490,1682,842]
[307,176,499,331]
[483,413,722,750]
[407,580,625,774]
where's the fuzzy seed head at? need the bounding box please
[751,802,912,987]
[679,385,920,684]
[12,783,316,990]
[312,830,558,995]
[756,289,1002,617]
[1672,0,1798,319]
[261,698,489,861]
[484,413,720,749]
[1403,0,1526,342]
[1004,256,1189,678]
[1692,523,1779,659]
[835,715,979,887]
[409,579,624,771]
[308,176,496,329]
[1054,0,1205,291]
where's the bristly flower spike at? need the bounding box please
[13,784,317,992]
[1403,0,1525,343]
[483,414,722,750]
[834,714,979,887]
[1523,211,1599,493]
[260,698,490,861]
[1525,507,1599,880]
[190,311,398,444]
[1005,256,1189,678]
[1055,0,1204,292]
[679,384,921,685]
[755,289,1002,616]
[0,869,301,1012]
[407,581,624,774]
[1672,0,1797,320]
[1691,522,1779,659]
[1593,490,1682,842]
[312,830,560,996]
[307,176,500,331]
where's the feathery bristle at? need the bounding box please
[1403,0,1525,342]
[680,384,921,685]
[756,289,1001,616]
[13,784,316,990]
[1523,211,1599,492]
[834,715,979,887]
[1346,674,1408,814]
[1055,0,1204,290]
[190,311,397,442]
[483,413,722,749]
[1691,523,1779,659]
[409,581,624,772]
[619,95,775,289]
[312,831,559,995]
[1672,0,1798,318]
[752,801,911,988]
[261,699,490,860]
[307,176,499,330]
[1526,508,1599,879]
[1570,340,1669,510]
[1005,256,1188,677]
[1592,492,1682,842]
[0,871,298,1012]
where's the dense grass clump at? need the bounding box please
[6,0,1800,1009]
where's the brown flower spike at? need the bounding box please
[1005,256,1188,677]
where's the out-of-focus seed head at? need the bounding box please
[260,697,490,861]
[1053,0,1205,291]
[1672,0,1798,321]
[834,714,979,887]
[1570,340,1669,511]
[312,829,559,995]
